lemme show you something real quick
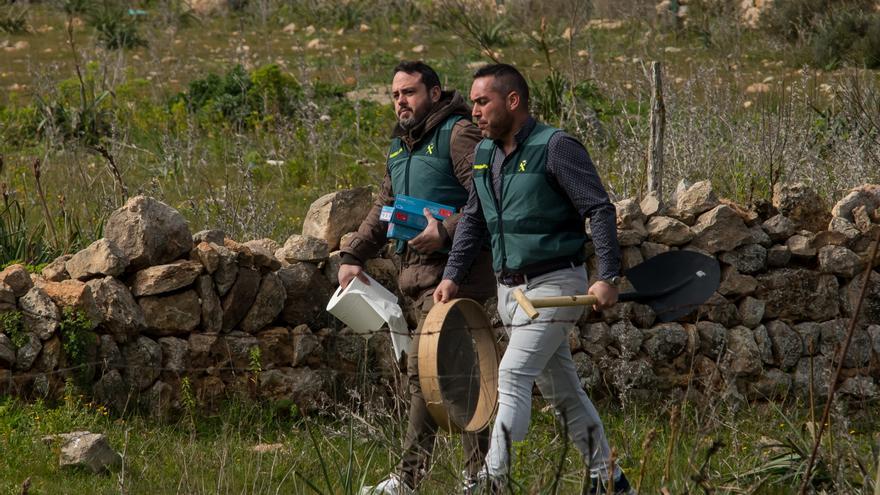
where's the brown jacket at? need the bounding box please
[341,90,494,298]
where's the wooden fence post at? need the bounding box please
[647,61,665,203]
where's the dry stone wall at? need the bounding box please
[1,183,879,416]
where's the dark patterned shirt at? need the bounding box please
[443,117,621,283]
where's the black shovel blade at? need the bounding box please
[620,250,721,322]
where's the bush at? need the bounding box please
[88,2,147,50]
[0,5,28,34]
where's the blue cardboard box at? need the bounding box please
[380,194,456,241]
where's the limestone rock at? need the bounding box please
[240,272,285,333]
[697,292,739,327]
[573,352,601,390]
[719,266,757,297]
[322,251,344,287]
[258,367,327,411]
[756,269,839,321]
[19,287,60,339]
[291,324,321,366]
[772,182,830,232]
[130,260,203,297]
[621,246,643,271]
[221,267,261,331]
[610,320,642,360]
[840,270,880,323]
[721,326,762,377]
[0,282,14,311]
[41,255,72,282]
[301,187,373,251]
[41,280,101,329]
[243,239,282,271]
[819,319,870,368]
[192,229,226,245]
[615,198,644,228]
[192,242,220,273]
[748,368,792,400]
[831,184,880,221]
[762,215,796,242]
[218,331,260,369]
[766,245,791,267]
[98,335,124,371]
[256,326,295,368]
[765,320,801,370]
[122,336,162,390]
[793,354,831,400]
[640,242,672,260]
[642,323,687,362]
[738,296,765,328]
[277,262,333,327]
[818,245,862,278]
[104,195,193,270]
[276,234,330,263]
[640,191,662,217]
[719,243,767,274]
[0,334,15,367]
[212,243,239,296]
[617,220,647,247]
[58,432,121,473]
[15,333,41,370]
[673,180,718,224]
[581,321,612,356]
[786,234,815,258]
[93,369,130,414]
[839,376,878,399]
[158,336,189,373]
[753,325,774,365]
[139,380,173,418]
[86,277,145,342]
[0,264,32,296]
[646,216,693,245]
[195,275,222,333]
[66,239,128,280]
[689,205,751,253]
[696,321,726,359]
[139,290,200,336]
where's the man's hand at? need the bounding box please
[588,280,618,311]
[338,263,370,289]
[434,279,459,303]
[408,208,445,254]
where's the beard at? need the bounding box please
[398,115,418,130]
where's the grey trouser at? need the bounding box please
[487,265,618,480]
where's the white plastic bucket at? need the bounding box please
[326,274,398,334]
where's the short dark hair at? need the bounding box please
[473,63,529,107]
[393,61,441,91]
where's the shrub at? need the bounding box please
[0,5,28,34]
[88,2,148,50]
[0,310,25,349]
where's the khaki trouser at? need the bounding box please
[397,253,494,489]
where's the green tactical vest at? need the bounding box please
[472,123,586,272]
[387,115,469,253]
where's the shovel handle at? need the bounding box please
[512,288,599,320]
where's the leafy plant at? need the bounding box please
[88,1,148,50]
[59,307,92,366]
[0,310,25,349]
[0,4,28,34]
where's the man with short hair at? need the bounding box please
[340,61,495,495]
[435,63,634,494]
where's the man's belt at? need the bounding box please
[497,257,579,286]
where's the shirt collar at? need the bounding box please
[493,116,536,150]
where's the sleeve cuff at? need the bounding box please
[340,253,363,266]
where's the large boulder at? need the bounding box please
[615,198,645,228]
[818,245,863,278]
[689,205,751,253]
[301,187,373,251]
[641,323,688,362]
[104,195,193,270]
[756,269,839,321]
[129,260,204,297]
[86,277,145,342]
[66,239,128,280]
[762,214,796,242]
[772,182,830,232]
